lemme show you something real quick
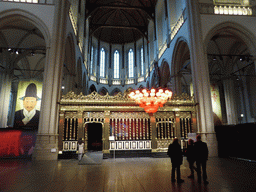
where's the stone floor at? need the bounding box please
[0,154,256,192]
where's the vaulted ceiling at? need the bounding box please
[86,0,158,44]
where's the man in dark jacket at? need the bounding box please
[167,138,184,183]
[14,83,40,130]
[194,134,209,184]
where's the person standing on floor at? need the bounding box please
[77,138,84,161]
[194,135,209,184]
[167,138,184,183]
[185,139,196,178]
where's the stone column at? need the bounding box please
[151,115,157,152]
[186,0,217,157]
[0,72,12,128]
[173,74,182,95]
[33,0,70,160]
[223,79,238,124]
[8,81,18,127]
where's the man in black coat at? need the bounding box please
[167,138,184,183]
[194,134,209,184]
[14,83,40,130]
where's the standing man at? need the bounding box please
[14,83,40,130]
[167,137,184,183]
[194,134,209,184]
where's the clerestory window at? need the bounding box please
[128,49,134,78]
[100,48,105,77]
[90,46,94,74]
[141,47,144,76]
[114,50,119,79]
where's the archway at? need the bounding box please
[62,34,76,95]
[89,84,97,93]
[171,38,192,95]
[87,123,102,151]
[206,22,256,125]
[159,60,171,88]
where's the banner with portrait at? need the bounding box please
[1,80,43,159]
[14,80,42,130]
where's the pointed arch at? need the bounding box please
[89,84,97,93]
[98,87,108,96]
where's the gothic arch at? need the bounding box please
[89,84,97,93]
[159,60,171,88]
[205,21,256,125]
[0,9,50,47]
[171,37,191,95]
[110,88,121,96]
[62,34,76,94]
[204,22,256,57]
[98,87,108,96]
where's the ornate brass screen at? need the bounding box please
[58,91,197,155]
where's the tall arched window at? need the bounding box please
[114,50,119,78]
[128,49,134,78]
[100,48,105,77]
[90,46,94,74]
[141,47,144,75]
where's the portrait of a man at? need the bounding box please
[14,83,41,130]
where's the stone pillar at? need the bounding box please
[33,0,70,160]
[223,79,238,124]
[8,81,18,127]
[186,0,217,157]
[103,111,110,154]
[173,74,182,95]
[0,72,12,128]
[151,115,157,152]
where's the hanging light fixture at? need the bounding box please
[129,88,173,114]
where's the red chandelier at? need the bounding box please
[129,88,173,114]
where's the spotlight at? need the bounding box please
[213,56,217,61]
[8,48,12,52]
[15,49,19,55]
[239,56,245,61]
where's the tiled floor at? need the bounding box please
[0,154,256,192]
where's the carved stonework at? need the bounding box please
[61,91,130,102]
[60,91,194,104]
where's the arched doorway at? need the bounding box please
[206,23,256,125]
[87,123,102,151]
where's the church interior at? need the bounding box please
[0,0,256,162]
[1,0,256,191]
